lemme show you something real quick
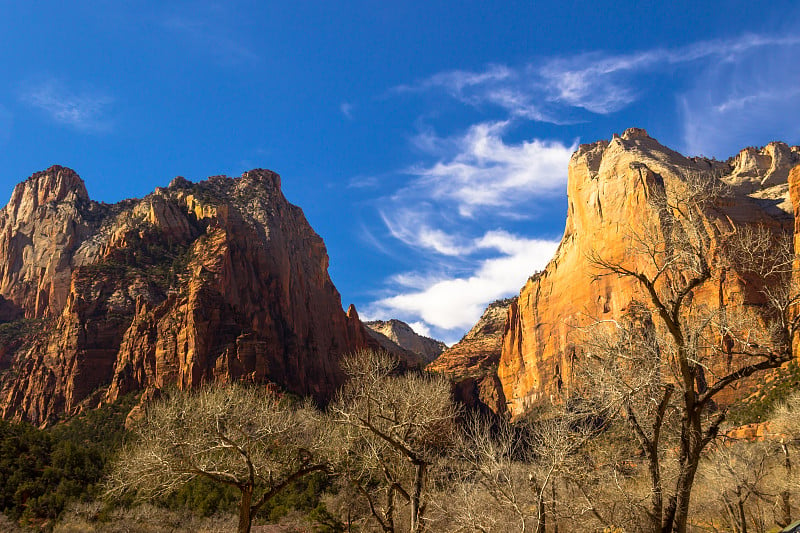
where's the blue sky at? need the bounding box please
[1,1,799,344]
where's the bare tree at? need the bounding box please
[445,412,537,533]
[768,391,800,527]
[106,384,327,533]
[695,439,774,533]
[328,349,459,533]
[585,169,798,533]
[438,404,604,533]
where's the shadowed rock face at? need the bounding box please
[427,298,515,414]
[496,130,800,418]
[0,166,376,425]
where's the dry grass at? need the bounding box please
[54,502,237,533]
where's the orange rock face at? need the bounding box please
[789,164,800,355]
[0,167,375,425]
[498,130,800,418]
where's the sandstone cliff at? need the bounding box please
[364,319,446,365]
[498,129,800,417]
[427,298,515,414]
[0,166,376,425]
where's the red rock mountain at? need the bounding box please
[0,166,376,425]
[498,129,800,417]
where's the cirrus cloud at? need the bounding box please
[21,79,114,132]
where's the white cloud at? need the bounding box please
[368,119,572,341]
[408,321,433,339]
[368,232,558,339]
[397,121,575,218]
[395,64,513,96]
[21,80,113,132]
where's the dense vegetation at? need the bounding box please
[0,394,135,525]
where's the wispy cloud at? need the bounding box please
[407,121,575,216]
[397,33,800,121]
[366,115,573,338]
[160,4,258,66]
[366,124,571,338]
[679,38,800,157]
[20,80,113,132]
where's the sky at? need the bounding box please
[1,1,799,344]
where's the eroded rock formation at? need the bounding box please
[427,298,515,414]
[498,129,800,417]
[0,166,376,425]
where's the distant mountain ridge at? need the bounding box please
[364,319,446,365]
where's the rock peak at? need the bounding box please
[499,133,798,417]
[168,176,193,189]
[6,166,89,224]
[0,165,376,424]
[364,318,446,365]
[12,165,89,206]
[728,141,800,189]
[621,127,650,140]
[241,168,281,190]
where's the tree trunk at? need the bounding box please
[666,366,703,533]
[669,447,701,533]
[551,480,558,533]
[646,442,663,533]
[387,485,396,533]
[736,495,747,533]
[534,479,546,533]
[238,486,253,533]
[781,442,793,527]
[410,462,426,532]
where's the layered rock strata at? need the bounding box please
[0,166,376,425]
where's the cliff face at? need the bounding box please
[365,319,446,365]
[0,166,99,320]
[790,164,800,355]
[0,167,375,425]
[427,298,515,414]
[498,129,800,417]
